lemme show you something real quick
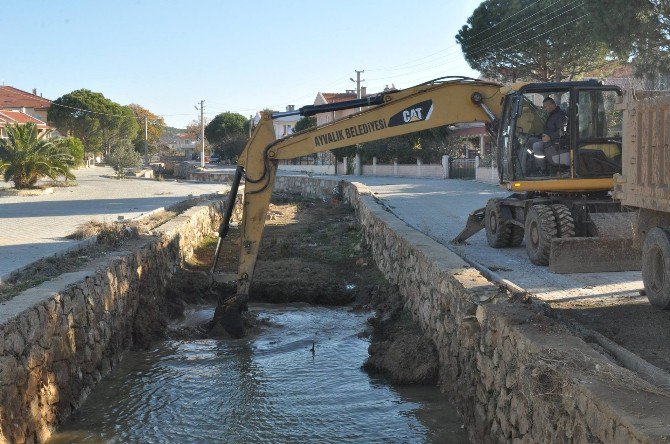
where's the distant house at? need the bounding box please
[0,86,51,123]
[0,110,49,138]
[253,105,302,138]
[313,90,359,127]
[166,133,198,158]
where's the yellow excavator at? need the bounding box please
[210,76,630,336]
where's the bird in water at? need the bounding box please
[310,341,316,356]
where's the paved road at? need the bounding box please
[0,166,227,279]
[346,176,643,305]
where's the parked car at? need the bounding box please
[209,155,221,164]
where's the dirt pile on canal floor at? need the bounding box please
[362,284,440,385]
[185,195,387,306]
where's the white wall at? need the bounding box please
[277,164,337,175]
[475,166,500,184]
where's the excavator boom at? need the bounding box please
[211,77,503,336]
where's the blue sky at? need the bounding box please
[1,1,482,128]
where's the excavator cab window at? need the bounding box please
[575,88,623,177]
[513,90,571,180]
[497,94,516,182]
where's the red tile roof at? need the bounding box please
[0,86,51,109]
[321,92,357,104]
[0,110,47,126]
[450,122,487,137]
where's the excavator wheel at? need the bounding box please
[485,199,512,248]
[509,226,525,247]
[525,204,557,265]
[551,204,576,238]
[508,206,525,247]
[642,227,670,309]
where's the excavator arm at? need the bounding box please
[212,77,503,337]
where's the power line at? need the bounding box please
[364,1,585,83]
[49,101,194,120]
[367,0,546,73]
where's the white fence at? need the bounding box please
[275,154,499,182]
[475,165,499,184]
[339,155,450,179]
[277,164,336,175]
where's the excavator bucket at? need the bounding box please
[452,207,486,244]
[549,212,641,273]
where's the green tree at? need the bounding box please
[205,112,247,145]
[0,123,74,189]
[206,112,249,163]
[48,89,139,157]
[294,116,317,133]
[585,0,670,87]
[127,104,166,155]
[54,136,85,168]
[354,126,454,164]
[456,0,610,82]
[106,139,141,178]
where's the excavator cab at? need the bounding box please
[497,81,623,189]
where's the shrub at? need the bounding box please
[107,139,141,178]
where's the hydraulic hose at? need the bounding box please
[210,165,244,274]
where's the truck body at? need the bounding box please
[614,92,670,308]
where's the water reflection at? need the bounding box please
[49,304,467,443]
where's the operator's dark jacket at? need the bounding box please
[543,107,567,142]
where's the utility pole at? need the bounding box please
[143,116,149,167]
[350,69,365,111]
[195,100,205,168]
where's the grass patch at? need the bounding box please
[66,220,139,247]
[0,251,92,303]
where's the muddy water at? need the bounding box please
[49,304,467,443]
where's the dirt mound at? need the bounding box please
[363,285,439,385]
[250,258,355,305]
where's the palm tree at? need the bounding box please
[0,123,75,189]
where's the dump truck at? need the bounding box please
[613,91,670,309]
[209,76,637,336]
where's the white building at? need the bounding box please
[253,105,302,139]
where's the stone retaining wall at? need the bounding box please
[269,175,670,442]
[0,199,225,443]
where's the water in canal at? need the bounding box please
[49,304,468,443]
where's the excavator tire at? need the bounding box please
[642,227,670,309]
[551,204,576,238]
[485,199,512,248]
[525,204,557,266]
[509,226,525,247]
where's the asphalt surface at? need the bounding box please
[352,176,643,305]
[0,166,227,279]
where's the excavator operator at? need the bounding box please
[525,97,567,174]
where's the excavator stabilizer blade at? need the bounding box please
[549,213,641,273]
[452,208,486,244]
[549,237,641,273]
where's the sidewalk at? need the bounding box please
[0,166,227,279]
